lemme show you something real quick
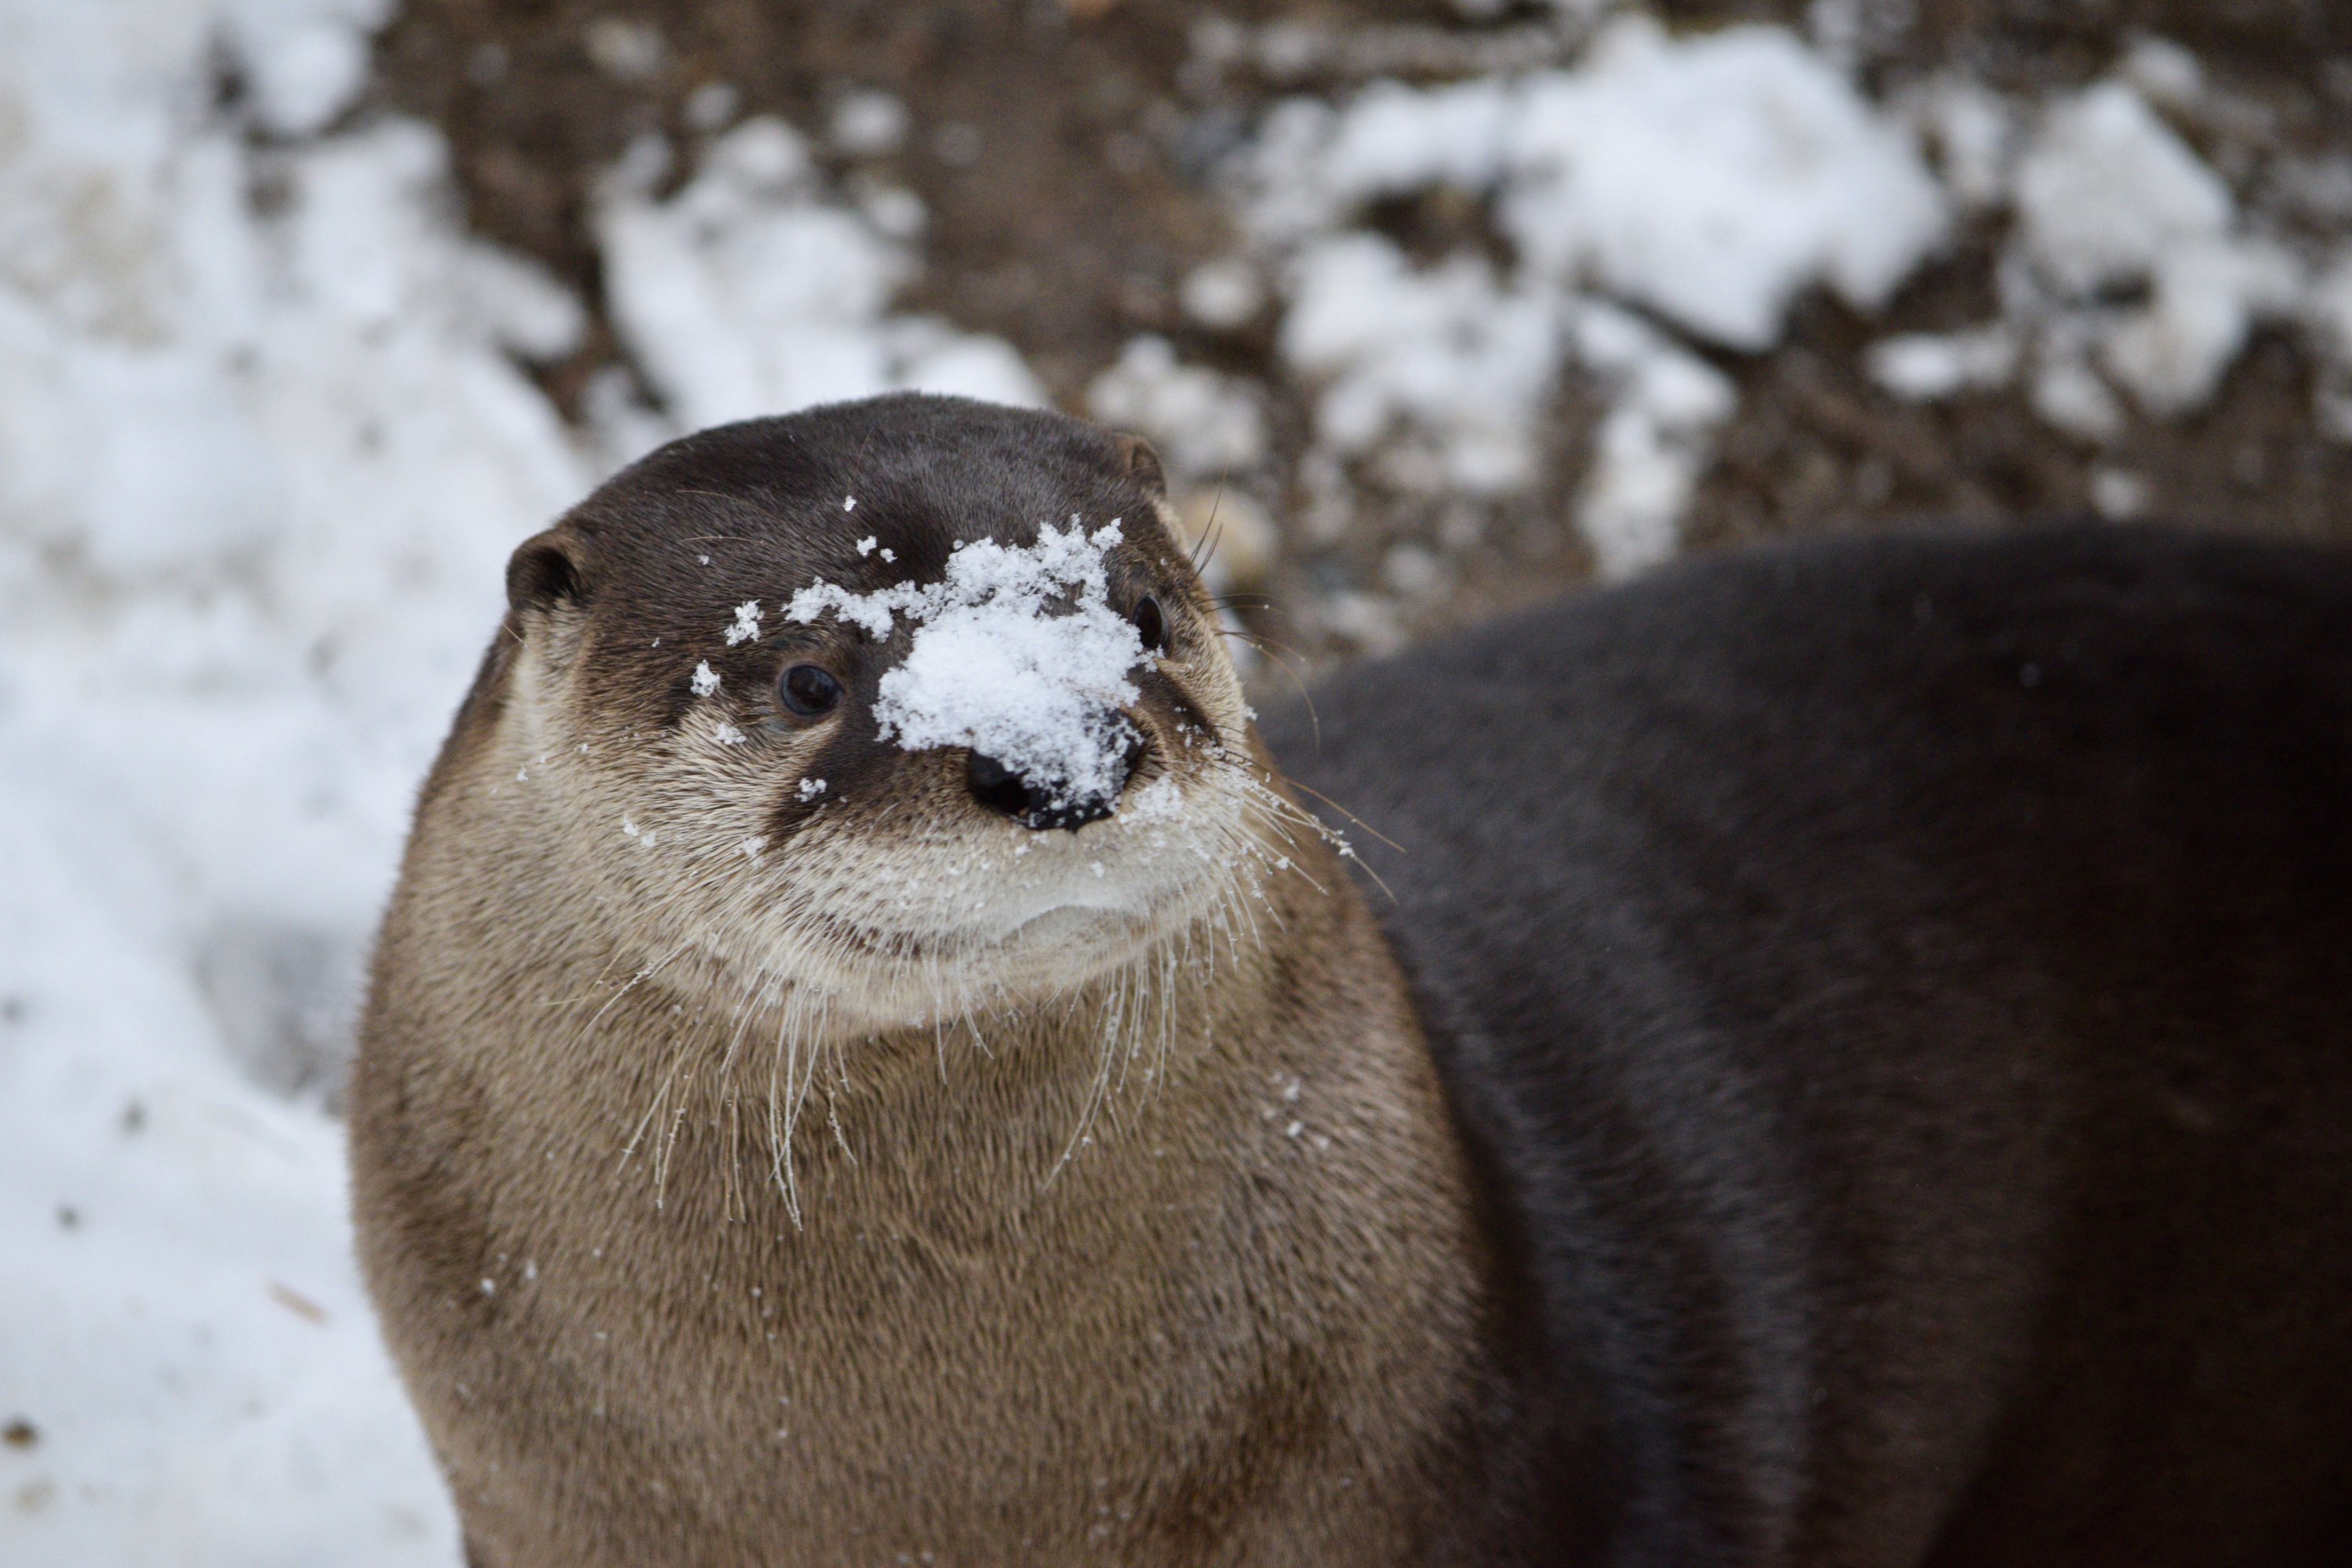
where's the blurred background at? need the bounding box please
[4,0,2350,1561]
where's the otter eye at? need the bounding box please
[1133,594,1167,655]
[779,664,843,718]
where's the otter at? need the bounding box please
[353,394,2352,1567]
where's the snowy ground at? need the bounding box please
[0,2,1036,1560]
[1147,13,2352,608]
[5,2,2350,1561]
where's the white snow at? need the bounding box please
[829,89,910,158]
[583,16,664,84]
[2013,75,2307,418]
[0,3,1063,1563]
[594,117,1045,450]
[1217,18,2352,584]
[2118,34,2205,111]
[222,0,397,138]
[0,0,593,1559]
[2031,321,2129,441]
[2100,238,2302,415]
[724,600,764,645]
[1279,234,1560,495]
[1870,70,2329,431]
[1867,326,2020,401]
[1178,257,1266,330]
[683,81,741,135]
[1568,302,1738,579]
[1087,336,1269,480]
[2090,465,2153,520]
[1242,16,1947,350]
[1501,19,1949,350]
[789,524,1148,807]
[2014,80,2230,292]
[1232,13,1946,565]
[1905,74,2016,212]
[691,660,722,695]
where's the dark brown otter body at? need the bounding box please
[1263,522,2352,1566]
[354,394,2352,1565]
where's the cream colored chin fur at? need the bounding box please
[350,609,1495,1568]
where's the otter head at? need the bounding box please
[488,394,1273,1037]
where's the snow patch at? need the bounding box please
[594,118,1045,452]
[222,0,397,138]
[1116,775,1186,826]
[1087,336,1269,480]
[1869,71,2321,431]
[1868,326,2020,401]
[2014,82,2230,296]
[829,90,910,158]
[1569,303,1737,579]
[1229,13,1945,564]
[0,0,573,1559]
[3,13,1069,1557]
[1279,234,1559,495]
[1179,257,1265,330]
[1500,19,1947,350]
[2012,81,2305,417]
[1240,16,1947,350]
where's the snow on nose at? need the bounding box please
[786,521,1149,811]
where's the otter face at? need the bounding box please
[488,395,1281,1036]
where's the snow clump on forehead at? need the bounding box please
[785,521,1149,808]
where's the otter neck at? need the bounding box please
[408,751,1497,1565]
[494,784,1469,1244]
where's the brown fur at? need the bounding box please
[350,403,1495,1566]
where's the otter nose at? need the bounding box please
[966,742,1140,833]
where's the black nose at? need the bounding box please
[967,742,1140,832]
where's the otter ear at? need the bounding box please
[506,528,590,615]
[1112,434,1167,498]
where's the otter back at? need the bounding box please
[1262,523,2352,1566]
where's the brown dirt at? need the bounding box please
[372,0,2352,673]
